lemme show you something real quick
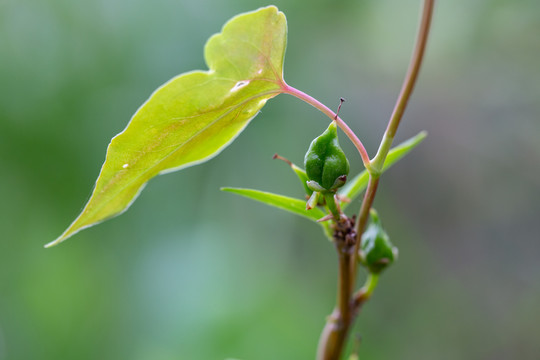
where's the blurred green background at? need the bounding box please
[1,0,539,359]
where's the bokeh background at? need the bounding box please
[1,0,539,359]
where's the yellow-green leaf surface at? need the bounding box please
[221,187,332,239]
[339,131,427,209]
[48,6,287,247]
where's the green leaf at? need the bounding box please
[221,187,325,222]
[48,6,287,247]
[221,187,332,239]
[339,131,427,209]
[382,131,427,171]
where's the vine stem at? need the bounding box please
[370,0,435,173]
[283,1,434,358]
[351,0,434,290]
[282,84,372,171]
[333,0,434,356]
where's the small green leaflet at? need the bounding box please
[47,6,287,247]
[221,188,332,239]
[339,131,427,209]
[221,188,325,222]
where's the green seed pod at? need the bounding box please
[304,122,350,192]
[359,209,398,274]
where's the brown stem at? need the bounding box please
[351,0,434,302]
[316,283,376,360]
[317,218,356,360]
[351,176,380,275]
[316,176,379,360]
[316,0,435,358]
[316,309,342,360]
[385,0,434,140]
[371,0,435,171]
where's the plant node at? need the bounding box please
[332,214,357,249]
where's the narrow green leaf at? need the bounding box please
[339,131,427,209]
[48,6,287,247]
[382,131,427,170]
[221,187,333,240]
[221,187,325,222]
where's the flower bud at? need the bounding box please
[304,122,350,192]
[359,209,398,274]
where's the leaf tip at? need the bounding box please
[44,238,61,249]
[417,130,428,140]
[45,223,85,248]
[45,230,74,248]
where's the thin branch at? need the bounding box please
[316,217,357,360]
[297,1,435,358]
[337,244,353,329]
[282,84,372,170]
[352,273,379,309]
[371,0,435,172]
[352,0,434,289]
[351,175,380,278]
